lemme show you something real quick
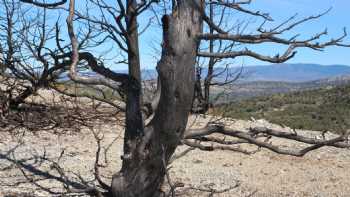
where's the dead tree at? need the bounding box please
[0,0,66,108]
[18,0,350,196]
[0,0,115,110]
[193,0,244,113]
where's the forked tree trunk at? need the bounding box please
[110,1,203,196]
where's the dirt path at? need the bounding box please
[1,115,350,196]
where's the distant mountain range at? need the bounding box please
[61,63,350,83]
[238,63,350,82]
[139,63,350,82]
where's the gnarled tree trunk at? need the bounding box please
[110,0,203,196]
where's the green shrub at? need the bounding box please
[214,85,350,134]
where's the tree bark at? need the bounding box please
[122,0,144,167]
[110,1,203,196]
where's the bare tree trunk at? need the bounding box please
[122,0,144,167]
[111,1,203,196]
[194,1,214,114]
[203,2,215,111]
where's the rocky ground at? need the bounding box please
[1,111,350,197]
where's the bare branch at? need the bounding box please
[20,0,67,8]
[208,0,273,21]
[184,123,350,157]
[92,129,111,191]
[198,48,297,63]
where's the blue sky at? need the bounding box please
[244,0,350,66]
[18,0,348,70]
[136,0,350,69]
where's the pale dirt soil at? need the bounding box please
[0,90,350,196]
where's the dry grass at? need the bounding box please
[0,91,350,196]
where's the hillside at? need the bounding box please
[211,74,350,103]
[214,84,350,134]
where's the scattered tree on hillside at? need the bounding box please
[2,0,350,196]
